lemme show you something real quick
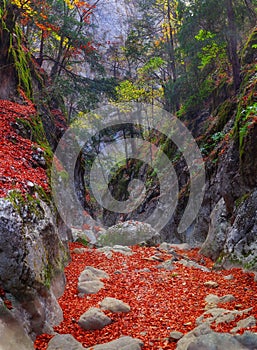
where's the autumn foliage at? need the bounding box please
[34,243,257,350]
[0,96,48,197]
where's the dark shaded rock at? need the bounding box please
[0,198,69,339]
[221,189,257,270]
[0,299,34,350]
[200,198,230,260]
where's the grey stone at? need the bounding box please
[82,266,109,280]
[177,319,257,350]
[230,316,256,333]
[47,334,85,350]
[96,245,133,257]
[159,242,176,252]
[78,308,112,330]
[176,323,214,350]
[169,243,191,250]
[221,190,257,270]
[203,281,219,288]
[97,221,161,247]
[169,331,184,341]
[100,297,130,313]
[0,198,68,338]
[196,307,253,326]
[78,280,105,295]
[78,266,109,295]
[113,245,133,255]
[78,267,109,282]
[224,274,234,280]
[73,248,88,254]
[219,294,236,303]
[200,198,230,260]
[235,331,257,348]
[178,259,210,272]
[156,259,175,270]
[85,336,144,350]
[205,294,235,306]
[186,332,248,350]
[0,300,34,350]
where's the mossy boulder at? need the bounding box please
[0,196,69,338]
[241,28,257,65]
[97,220,161,247]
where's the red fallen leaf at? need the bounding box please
[82,223,91,230]
[34,244,257,350]
[0,98,49,198]
[3,300,13,310]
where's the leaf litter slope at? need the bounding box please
[0,98,48,197]
[34,243,257,350]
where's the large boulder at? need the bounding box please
[47,334,85,350]
[78,308,112,330]
[200,198,230,260]
[97,221,161,247]
[176,323,257,350]
[0,197,69,339]
[219,190,257,270]
[0,300,34,350]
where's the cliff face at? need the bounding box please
[85,28,257,272]
[0,97,70,347]
[159,29,257,270]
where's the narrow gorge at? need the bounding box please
[0,1,257,349]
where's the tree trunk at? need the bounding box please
[0,1,18,98]
[226,0,241,92]
[166,0,176,83]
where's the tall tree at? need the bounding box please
[226,0,241,91]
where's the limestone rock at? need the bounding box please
[178,259,210,272]
[73,248,88,254]
[169,243,191,250]
[96,245,133,257]
[200,198,230,260]
[221,190,257,270]
[100,297,131,313]
[169,331,184,342]
[204,294,235,309]
[204,281,219,288]
[78,266,109,295]
[71,227,97,245]
[185,332,249,350]
[78,308,112,330]
[230,316,256,333]
[0,198,68,338]
[156,259,175,270]
[176,323,257,350]
[196,307,253,326]
[79,266,109,282]
[78,280,105,295]
[97,221,161,247]
[47,334,85,350]
[0,300,34,350]
[84,336,144,350]
[235,331,257,348]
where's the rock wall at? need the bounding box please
[0,195,69,345]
